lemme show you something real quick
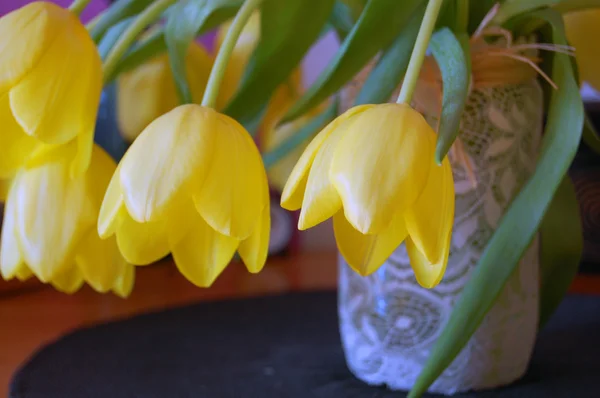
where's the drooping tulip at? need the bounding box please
[0,144,134,297]
[281,103,454,288]
[98,104,270,287]
[0,1,102,176]
[564,9,600,91]
[117,42,214,142]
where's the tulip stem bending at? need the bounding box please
[102,0,178,84]
[396,0,445,105]
[68,0,92,16]
[202,0,264,108]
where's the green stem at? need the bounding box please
[456,0,469,32]
[396,0,445,104]
[68,0,92,16]
[201,0,264,108]
[102,0,178,85]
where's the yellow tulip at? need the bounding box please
[98,104,271,287]
[117,43,214,142]
[281,103,454,288]
[564,9,600,91]
[0,144,134,297]
[0,2,102,177]
[215,11,302,134]
[0,178,10,202]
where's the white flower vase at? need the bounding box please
[338,68,542,394]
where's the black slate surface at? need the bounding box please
[9,292,600,397]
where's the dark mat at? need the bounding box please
[9,292,600,397]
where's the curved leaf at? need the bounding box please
[353,4,424,105]
[430,28,470,164]
[494,0,561,25]
[89,0,155,42]
[97,17,135,62]
[223,0,335,128]
[583,114,600,154]
[330,1,356,39]
[539,177,583,328]
[165,0,242,103]
[281,0,426,123]
[409,9,584,397]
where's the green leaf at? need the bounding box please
[583,113,600,154]
[89,0,155,42]
[429,28,470,164]
[353,4,424,105]
[223,0,335,128]
[555,0,600,13]
[494,0,561,25]
[281,0,426,123]
[408,9,584,398]
[97,17,135,62]
[108,2,242,83]
[539,177,583,329]
[263,100,338,168]
[330,1,356,39]
[165,0,242,104]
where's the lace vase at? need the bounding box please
[338,71,543,394]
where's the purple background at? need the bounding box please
[1,0,108,22]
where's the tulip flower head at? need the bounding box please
[98,104,270,287]
[0,2,102,177]
[0,145,134,297]
[117,42,214,142]
[281,103,454,288]
[564,9,600,91]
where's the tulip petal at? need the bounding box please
[406,236,449,289]
[0,183,23,280]
[194,113,267,239]
[112,262,135,298]
[120,104,214,223]
[51,266,84,294]
[0,2,63,93]
[75,232,121,293]
[171,211,239,287]
[405,157,455,264]
[9,13,102,146]
[281,105,373,210]
[14,263,33,282]
[331,103,435,234]
[15,163,95,282]
[116,213,170,266]
[334,210,408,276]
[238,204,271,273]
[86,146,118,208]
[0,178,9,202]
[98,167,126,239]
[0,94,38,178]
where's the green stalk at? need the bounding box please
[69,0,92,16]
[396,0,445,104]
[102,0,178,84]
[201,0,264,108]
[456,0,469,32]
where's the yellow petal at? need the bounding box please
[14,162,95,282]
[171,211,239,287]
[0,182,23,280]
[194,112,268,239]
[75,232,121,293]
[406,236,449,289]
[98,166,126,239]
[0,2,63,93]
[565,10,600,91]
[9,9,102,146]
[51,266,84,294]
[331,103,435,234]
[112,262,135,298]
[281,104,373,211]
[0,178,10,202]
[297,120,351,230]
[334,210,408,276]
[238,203,271,273]
[259,69,302,136]
[0,93,38,178]
[116,213,170,265]
[405,157,454,264]
[119,104,215,223]
[14,263,33,282]
[86,145,118,208]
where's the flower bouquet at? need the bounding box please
[0,0,598,396]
